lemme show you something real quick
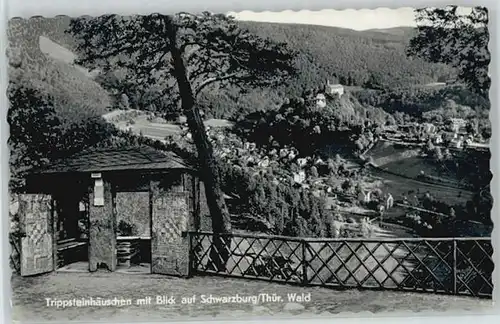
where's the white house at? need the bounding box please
[297,158,308,168]
[244,142,257,151]
[450,118,467,133]
[314,157,326,166]
[316,93,327,108]
[434,134,443,145]
[293,171,306,184]
[358,190,371,203]
[279,148,289,158]
[451,139,463,149]
[422,123,437,134]
[326,80,344,97]
[257,156,270,168]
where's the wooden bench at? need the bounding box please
[57,238,88,267]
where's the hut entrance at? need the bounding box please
[21,146,200,277]
[115,191,152,274]
[55,187,90,273]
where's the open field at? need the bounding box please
[367,140,422,167]
[382,156,461,182]
[362,141,474,206]
[365,140,490,189]
[368,167,473,206]
[11,271,492,322]
[366,141,460,180]
[110,113,234,140]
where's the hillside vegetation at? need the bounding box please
[7,17,112,126]
[7,17,116,190]
[7,17,457,122]
[238,22,455,90]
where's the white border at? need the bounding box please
[1,0,499,323]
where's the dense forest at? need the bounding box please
[238,22,456,90]
[7,16,460,123]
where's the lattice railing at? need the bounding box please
[188,232,493,298]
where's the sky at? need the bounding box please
[228,7,473,31]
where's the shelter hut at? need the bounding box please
[18,146,208,277]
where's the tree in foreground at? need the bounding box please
[68,12,296,271]
[407,6,490,95]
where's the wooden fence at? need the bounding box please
[187,232,493,298]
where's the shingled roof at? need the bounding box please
[36,146,194,174]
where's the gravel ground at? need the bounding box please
[11,272,493,323]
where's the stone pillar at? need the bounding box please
[88,179,116,272]
[151,176,194,276]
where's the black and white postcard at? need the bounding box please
[4,3,496,323]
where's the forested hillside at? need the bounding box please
[238,22,455,90]
[7,16,112,126]
[7,16,458,122]
[7,16,116,190]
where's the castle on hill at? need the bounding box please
[316,80,344,108]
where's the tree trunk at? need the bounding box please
[165,17,231,272]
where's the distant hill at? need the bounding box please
[365,27,417,36]
[7,16,456,122]
[7,16,112,126]
[238,22,455,89]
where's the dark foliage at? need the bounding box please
[7,82,117,191]
[407,6,490,94]
[352,85,491,139]
[234,92,388,156]
[239,21,455,90]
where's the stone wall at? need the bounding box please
[18,194,54,276]
[88,179,116,272]
[115,191,150,237]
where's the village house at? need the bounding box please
[326,80,344,98]
[422,123,437,134]
[268,148,278,157]
[449,118,467,133]
[257,156,270,168]
[293,170,306,184]
[315,93,327,108]
[434,133,443,145]
[312,189,322,198]
[450,137,464,149]
[297,158,308,168]
[314,157,326,166]
[358,190,372,203]
[244,142,257,151]
[279,148,289,159]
